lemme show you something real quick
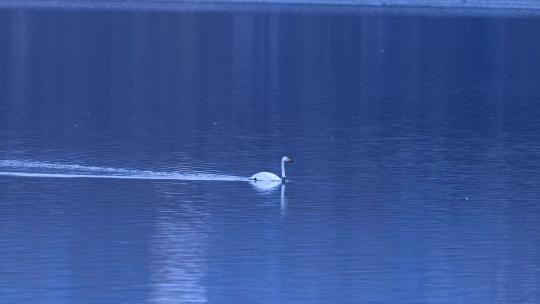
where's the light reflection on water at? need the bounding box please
[150,186,209,304]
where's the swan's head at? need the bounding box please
[282,156,293,163]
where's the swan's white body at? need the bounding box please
[250,172,281,181]
[250,156,293,183]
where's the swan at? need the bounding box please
[249,156,293,183]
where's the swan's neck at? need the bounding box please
[281,160,286,181]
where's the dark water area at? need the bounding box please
[1,7,540,303]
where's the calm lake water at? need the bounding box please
[1,6,540,303]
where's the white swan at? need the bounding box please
[249,156,293,183]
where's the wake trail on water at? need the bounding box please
[0,160,246,182]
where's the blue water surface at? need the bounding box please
[1,7,540,304]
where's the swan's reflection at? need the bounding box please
[280,184,287,216]
[250,181,287,216]
[249,180,281,192]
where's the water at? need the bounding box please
[1,7,540,303]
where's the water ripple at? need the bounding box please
[0,159,246,182]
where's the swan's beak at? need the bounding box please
[288,159,294,163]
